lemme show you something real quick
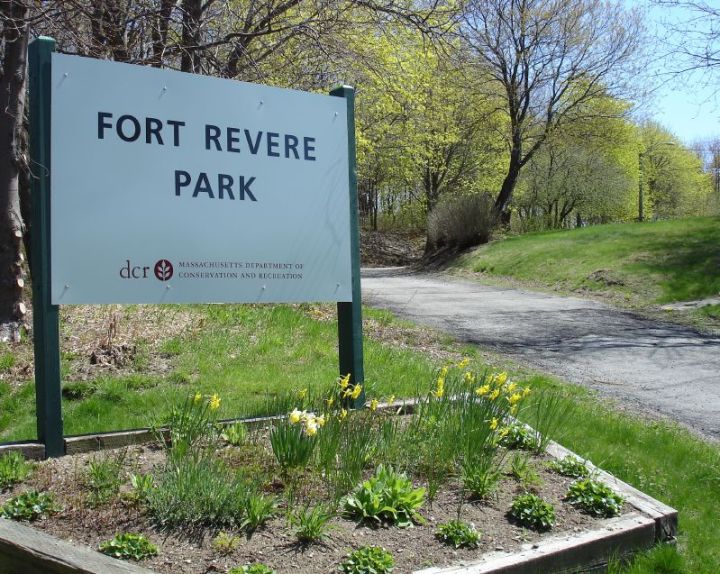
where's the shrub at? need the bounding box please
[549,455,591,478]
[0,451,33,490]
[288,504,335,544]
[1,490,58,521]
[566,478,624,517]
[340,546,394,574]
[344,465,425,528]
[436,520,481,548]
[99,533,158,561]
[426,193,496,253]
[509,493,555,531]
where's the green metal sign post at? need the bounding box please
[331,86,365,408]
[28,37,64,457]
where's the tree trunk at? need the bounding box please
[494,135,522,224]
[181,0,203,73]
[0,0,29,341]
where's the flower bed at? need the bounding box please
[0,363,674,573]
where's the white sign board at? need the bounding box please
[50,53,351,304]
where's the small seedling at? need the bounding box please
[436,519,481,548]
[509,493,555,530]
[212,530,241,555]
[509,453,542,488]
[86,452,125,507]
[500,423,540,451]
[128,473,155,502]
[289,503,335,544]
[0,451,34,490]
[340,546,394,574]
[99,532,158,561]
[549,455,591,478]
[1,490,57,521]
[228,564,275,574]
[566,478,624,517]
[221,422,248,446]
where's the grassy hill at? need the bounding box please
[454,217,720,310]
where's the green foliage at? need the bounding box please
[344,465,425,528]
[1,490,57,521]
[462,454,503,500]
[163,392,222,463]
[436,520,481,549]
[509,493,555,531]
[566,478,624,517]
[0,451,33,490]
[500,423,540,451]
[99,533,158,561]
[0,353,15,372]
[509,453,542,489]
[549,455,591,478]
[340,546,394,574]
[527,389,574,452]
[212,530,241,555]
[86,452,125,507]
[288,504,335,544]
[242,492,276,532]
[228,564,275,574]
[270,421,316,472]
[128,472,155,502]
[221,422,247,446]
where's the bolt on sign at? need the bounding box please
[50,53,352,304]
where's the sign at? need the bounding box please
[50,53,351,304]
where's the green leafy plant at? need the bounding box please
[436,519,481,548]
[86,453,125,507]
[228,564,275,574]
[162,392,221,463]
[212,530,241,555]
[509,493,555,530]
[1,490,57,521]
[288,503,335,544]
[340,546,394,574]
[270,421,316,472]
[221,422,248,446]
[549,455,591,478]
[0,451,33,490]
[344,465,425,528]
[99,532,158,561]
[500,423,540,451]
[509,453,542,489]
[128,472,155,502]
[242,492,276,532]
[462,454,503,500]
[566,478,624,517]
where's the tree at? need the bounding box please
[460,0,643,221]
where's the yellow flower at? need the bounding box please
[507,392,522,406]
[209,393,221,411]
[475,384,490,396]
[522,387,531,397]
[338,408,348,421]
[339,373,351,389]
[499,426,510,438]
[489,389,500,401]
[489,417,499,430]
[457,357,470,369]
[506,382,518,393]
[326,396,335,408]
[510,404,519,416]
[387,395,396,404]
[494,372,508,386]
[432,380,445,399]
[297,388,308,400]
[463,371,476,385]
[193,392,202,404]
[304,421,318,436]
[369,399,379,412]
[289,409,303,424]
[316,415,326,427]
[350,384,363,400]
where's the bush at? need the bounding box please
[426,193,496,253]
[566,478,624,517]
[436,520,481,548]
[99,533,158,561]
[340,546,394,574]
[344,465,425,528]
[0,451,33,490]
[509,493,555,531]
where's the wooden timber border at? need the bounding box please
[0,403,676,574]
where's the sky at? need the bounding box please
[641,1,720,144]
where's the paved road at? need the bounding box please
[362,268,720,441]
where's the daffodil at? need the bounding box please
[338,408,348,421]
[304,420,318,436]
[522,387,531,397]
[387,395,396,404]
[507,392,522,405]
[338,373,351,389]
[289,409,303,424]
[510,404,519,416]
[489,417,499,430]
[297,388,308,400]
[316,415,326,427]
[494,372,508,386]
[463,371,475,385]
[209,393,221,411]
[506,382,518,393]
[475,384,490,396]
[457,357,470,369]
[432,380,445,399]
[350,384,363,400]
[326,396,335,408]
[489,389,500,401]
[369,398,379,412]
[193,391,202,404]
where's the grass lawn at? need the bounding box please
[453,216,720,307]
[0,302,718,572]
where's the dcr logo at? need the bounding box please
[119,259,173,281]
